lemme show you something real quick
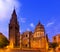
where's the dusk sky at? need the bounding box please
[0,0,60,41]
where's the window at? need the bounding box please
[25,44,27,47]
[36,32,40,37]
[59,36,60,38]
[26,35,28,37]
[54,37,56,40]
[58,48,60,50]
[15,26,18,30]
[10,26,12,29]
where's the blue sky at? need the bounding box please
[0,0,60,41]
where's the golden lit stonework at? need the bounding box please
[1,9,60,52]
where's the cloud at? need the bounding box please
[46,22,55,27]
[30,23,35,28]
[0,0,21,38]
[0,0,21,21]
[26,28,30,31]
[20,18,26,23]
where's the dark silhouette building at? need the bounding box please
[9,9,20,48]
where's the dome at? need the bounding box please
[34,22,45,32]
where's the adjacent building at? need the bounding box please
[53,34,60,43]
[53,34,60,52]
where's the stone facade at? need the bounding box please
[21,31,32,48]
[20,22,49,50]
[30,22,48,49]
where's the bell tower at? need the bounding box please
[9,9,20,48]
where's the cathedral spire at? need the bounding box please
[12,8,17,19]
[10,9,18,24]
[37,21,41,26]
[12,8,16,16]
[36,21,43,27]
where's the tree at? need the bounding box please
[49,42,58,52]
[0,33,9,48]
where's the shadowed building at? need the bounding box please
[9,9,20,48]
[53,34,60,52]
[53,34,60,43]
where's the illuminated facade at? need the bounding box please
[30,22,48,49]
[21,31,32,48]
[20,22,49,50]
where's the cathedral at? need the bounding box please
[0,9,60,52]
[9,9,49,51]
